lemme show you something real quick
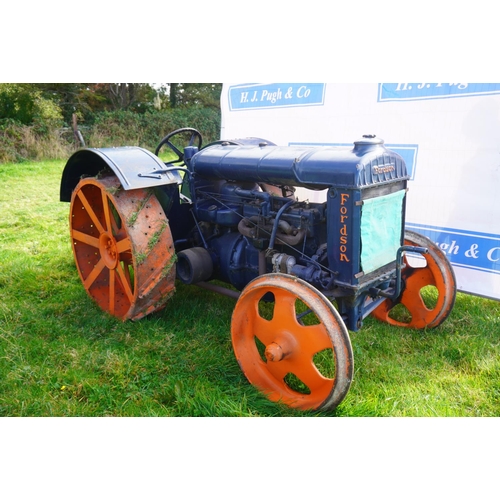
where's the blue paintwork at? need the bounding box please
[190,137,407,190]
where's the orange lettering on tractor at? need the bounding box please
[340,193,350,205]
[339,193,350,263]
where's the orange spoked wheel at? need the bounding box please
[231,274,353,411]
[69,175,176,321]
[371,230,456,329]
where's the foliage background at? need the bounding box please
[0,83,222,163]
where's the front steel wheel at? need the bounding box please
[231,274,353,411]
[69,175,176,320]
[371,230,456,329]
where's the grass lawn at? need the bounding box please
[1,159,499,417]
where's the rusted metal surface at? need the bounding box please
[69,175,176,321]
[231,274,353,411]
[371,230,457,329]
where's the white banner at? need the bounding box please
[220,83,500,300]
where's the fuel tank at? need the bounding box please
[189,135,408,190]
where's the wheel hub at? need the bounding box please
[99,233,118,269]
[265,342,284,362]
[264,333,295,362]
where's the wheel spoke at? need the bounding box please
[251,290,297,345]
[295,324,333,357]
[264,358,291,383]
[272,290,302,329]
[404,266,436,292]
[83,258,106,290]
[252,315,278,346]
[292,357,330,391]
[71,229,99,247]
[264,354,332,401]
[167,141,183,159]
[399,292,434,326]
[101,191,112,233]
[370,299,392,323]
[115,237,132,254]
[77,190,105,234]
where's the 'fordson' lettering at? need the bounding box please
[373,164,395,175]
[339,193,350,262]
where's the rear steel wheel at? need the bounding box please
[69,175,176,320]
[371,230,456,329]
[231,274,353,411]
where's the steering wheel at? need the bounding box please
[155,127,203,164]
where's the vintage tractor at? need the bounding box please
[60,127,457,411]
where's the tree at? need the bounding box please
[168,83,222,109]
[33,84,160,122]
[0,83,63,125]
[169,83,179,108]
[0,83,222,127]
[35,83,108,124]
[106,84,158,113]
[108,83,137,110]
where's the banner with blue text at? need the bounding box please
[228,83,326,110]
[220,83,500,300]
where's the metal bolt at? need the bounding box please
[265,342,284,362]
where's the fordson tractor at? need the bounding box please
[60,127,456,411]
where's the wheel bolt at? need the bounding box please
[265,342,284,362]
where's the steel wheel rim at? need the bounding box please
[69,176,176,320]
[231,274,353,411]
[371,230,456,329]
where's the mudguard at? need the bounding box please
[60,147,182,202]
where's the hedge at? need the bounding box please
[0,108,221,163]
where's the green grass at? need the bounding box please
[1,159,499,416]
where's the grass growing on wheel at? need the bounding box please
[1,159,500,416]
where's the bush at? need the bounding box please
[0,119,72,163]
[87,108,221,149]
[0,84,63,126]
[0,108,221,163]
